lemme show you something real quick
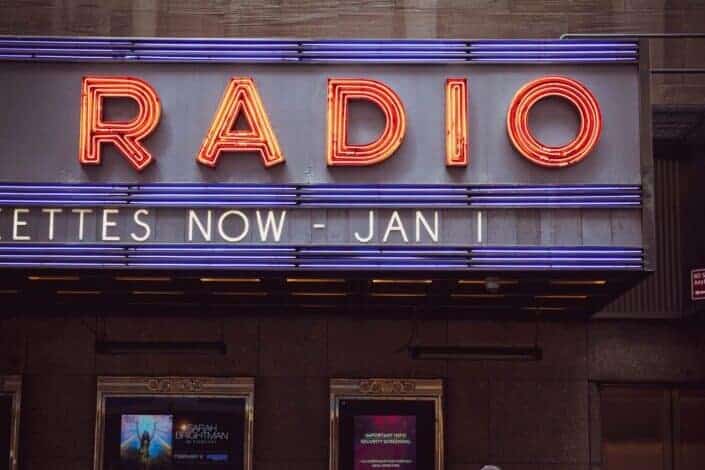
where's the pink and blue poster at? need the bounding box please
[354,415,416,470]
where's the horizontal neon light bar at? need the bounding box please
[0,243,644,271]
[0,246,125,251]
[470,202,640,208]
[128,256,297,261]
[298,203,470,207]
[0,183,642,208]
[0,37,638,64]
[470,258,642,263]
[0,183,639,191]
[299,194,468,200]
[131,194,297,199]
[471,195,639,200]
[472,248,642,254]
[129,263,297,268]
[0,262,125,267]
[467,186,640,192]
[300,249,468,256]
[298,264,469,269]
[303,188,468,193]
[471,264,642,270]
[131,247,296,252]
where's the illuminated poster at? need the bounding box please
[354,416,416,470]
[102,395,247,470]
[173,414,233,467]
[120,415,173,469]
[337,397,436,470]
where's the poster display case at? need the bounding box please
[0,376,21,470]
[329,379,443,470]
[93,377,254,470]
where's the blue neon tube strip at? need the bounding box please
[0,37,639,64]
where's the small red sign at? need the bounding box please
[692,269,705,301]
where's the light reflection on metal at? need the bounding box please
[290,292,348,297]
[327,78,406,166]
[197,77,284,168]
[549,279,607,286]
[132,290,185,296]
[369,292,427,297]
[56,290,101,295]
[445,78,468,166]
[114,276,171,282]
[200,277,261,283]
[457,279,518,285]
[372,279,432,284]
[522,306,566,311]
[78,76,161,171]
[450,293,505,298]
[534,294,588,299]
[28,275,80,281]
[210,291,268,296]
[507,76,602,168]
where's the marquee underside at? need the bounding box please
[0,267,646,318]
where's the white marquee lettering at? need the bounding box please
[42,208,63,241]
[101,208,120,241]
[131,209,152,242]
[256,210,286,242]
[72,208,93,241]
[218,210,249,242]
[188,210,212,241]
[12,208,30,241]
[415,211,438,242]
[383,211,408,243]
[354,210,375,243]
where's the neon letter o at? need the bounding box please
[507,76,602,168]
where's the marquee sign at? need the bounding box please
[76,74,601,171]
[0,37,652,271]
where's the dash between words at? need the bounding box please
[0,207,485,244]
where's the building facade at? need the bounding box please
[1,2,705,470]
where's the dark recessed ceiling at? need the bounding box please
[0,269,645,319]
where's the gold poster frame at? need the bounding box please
[1,375,21,470]
[93,376,254,470]
[329,378,444,470]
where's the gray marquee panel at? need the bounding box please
[0,62,640,185]
[0,46,652,272]
[0,207,642,247]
